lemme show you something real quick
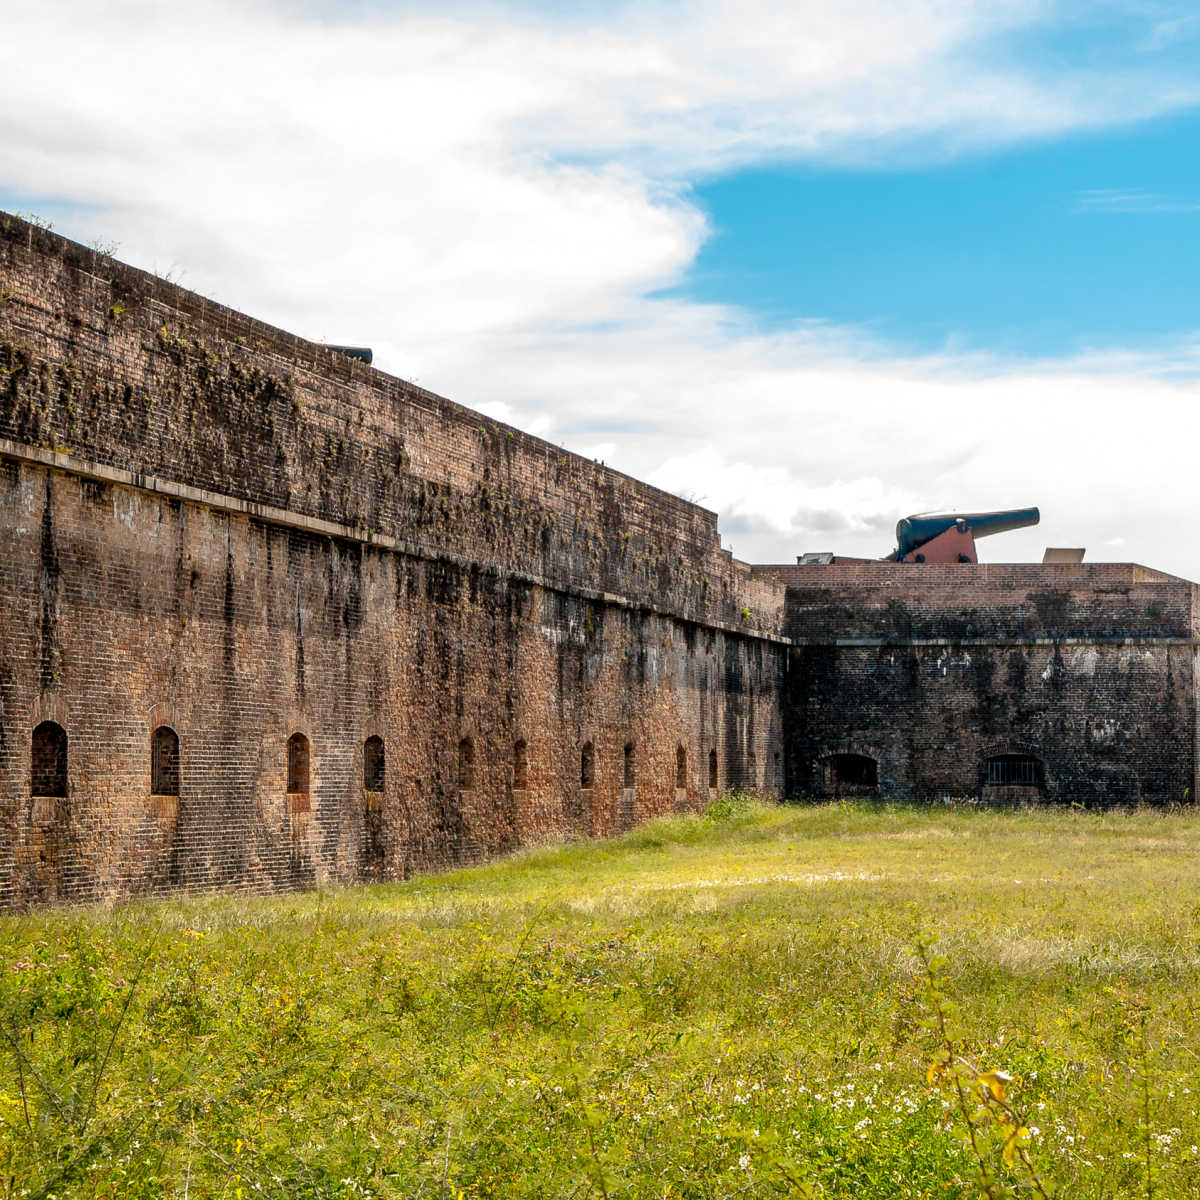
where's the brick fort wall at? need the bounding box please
[0,214,786,907]
[3,211,1196,908]
[753,562,1199,805]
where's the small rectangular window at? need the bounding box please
[32,722,68,798]
[364,736,385,791]
[288,733,310,794]
[152,726,180,796]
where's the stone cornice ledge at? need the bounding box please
[790,635,1200,647]
[0,437,792,647]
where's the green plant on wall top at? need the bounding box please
[10,210,54,232]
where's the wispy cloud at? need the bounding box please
[1143,13,1200,52]
[1076,187,1200,213]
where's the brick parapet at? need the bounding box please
[752,562,1187,586]
[0,212,785,637]
[758,563,1195,642]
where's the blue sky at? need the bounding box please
[6,1,1200,574]
[678,109,1200,358]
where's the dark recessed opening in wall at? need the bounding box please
[287,733,310,794]
[513,738,528,790]
[31,721,67,798]
[581,741,595,789]
[623,742,635,789]
[151,726,180,796]
[458,737,474,789]
[676,745,687,789]
[364,735,385,791]
[746,751,758,788]
[983,754,1042,789]
[822,753,877,796]
[709,748,718,789]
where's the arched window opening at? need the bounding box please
[364,736,385,791]
[151,726,180,796]
[458,737,474,790]
[31,721,67,798]
[708,748,718,789]
[822,753,877,796]
[513,739,528,790]
[675,745,687,789]
[623,742,635,789]
[287,733,310,794]
[581,742,595,789]
[984,754,1042,788]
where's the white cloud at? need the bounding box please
[4,1,1200,577]
[6,0,1197,350]
[410,305,1200,576]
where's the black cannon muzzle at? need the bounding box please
[896,507,1040,558]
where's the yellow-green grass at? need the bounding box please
[4,798,1200,1198]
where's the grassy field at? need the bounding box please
[4,798,1200,1199]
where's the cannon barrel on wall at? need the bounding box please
[895,507,1040,561]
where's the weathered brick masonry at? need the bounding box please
[2,213,1196,908]
[0,215,786,907]
[753,562,1200,805]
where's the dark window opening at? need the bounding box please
[675,745,687,789]
[581,741,595,789]
[31,721,67,798]
[708,748,718,789]
[822,753,877,795]
[985,754,1041,787]
[364,735,385,791]
[151,726,180,796]
[287,733,310,794]
[513,739,528,790]
[623,742,635,789]
[458,738,474,789]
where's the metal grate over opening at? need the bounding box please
[985,755,1040,787]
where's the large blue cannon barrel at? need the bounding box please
[896,507,1040,559]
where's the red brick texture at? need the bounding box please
[0,214,785,907]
